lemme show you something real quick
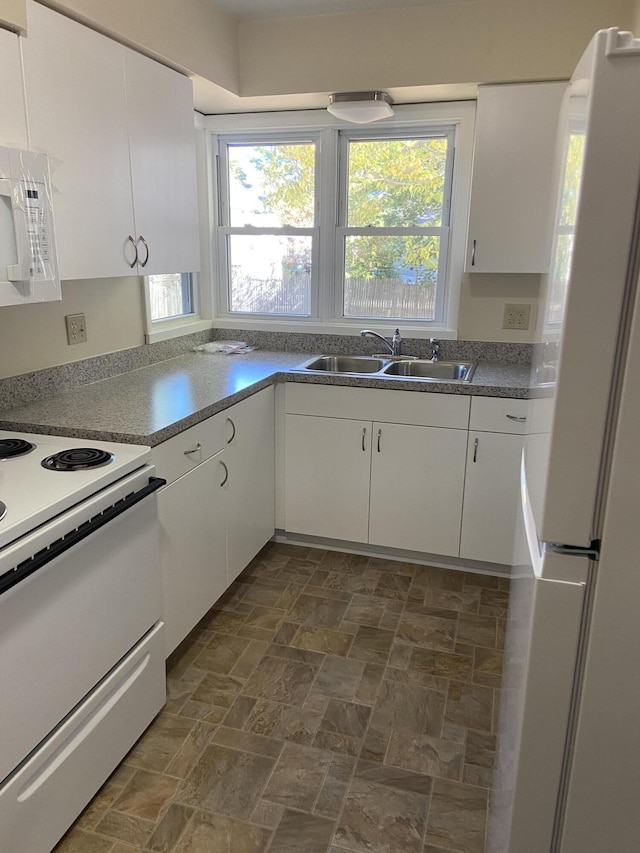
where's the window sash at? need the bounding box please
[216,134,321,318]
[334,128,455,323]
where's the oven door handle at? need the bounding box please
[0,476,166,597]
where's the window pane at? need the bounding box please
[347,137,448,228]
[229,235,312,316]
[148,273,193,321]
[228,143,315,227]
[343,235,439,320]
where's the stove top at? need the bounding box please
[0,430,151,550]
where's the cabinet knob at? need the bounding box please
[126,235,138,269]
[377,428,382,453]
[471,239,477,267]
[226,417,236,444]
[184,442,202,456]
[361,427,366,452]
[473,436,479,463]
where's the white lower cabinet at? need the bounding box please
[459,397,529,565]
[369,422,467,556]
[225,388,276,582]
[285,414,371,543]
[154,388,276,656]
[157,450,227,656]
[284,385,469,556]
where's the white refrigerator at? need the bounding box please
[489,28,640,853]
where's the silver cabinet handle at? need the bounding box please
[226,417,236,444]
[138,235,150,268]
[377,428,382,453]
[473,436,479,463]
[184,442,202,456]
[126,235,138,269]
[220,460,229,486]
[471,239,476,267]
[362,427,366,452]
[506,414,527,422]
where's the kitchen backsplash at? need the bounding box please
[210,328,534,364]
[0,327,533,411]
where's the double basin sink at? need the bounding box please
[294,355,476,382]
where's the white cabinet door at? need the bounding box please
[225,388,275,583]
[466,82,566,273]
[124,49,200,275]
[157,451,227,656]
[284,414,371,543]
[460,430,523,564]
[369,422,467,557]
[21,1,136,280]
[0,28,27,148]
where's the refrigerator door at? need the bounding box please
[488,460,589,852]
[530,28,640,548]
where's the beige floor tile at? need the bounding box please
[262,742,333,811]
[173,812,271,853]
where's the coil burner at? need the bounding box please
[41,448,114,471]
[0,438,35,460]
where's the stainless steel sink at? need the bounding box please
[293,354,476,383]
[298,355,388,373]
[382,359,476,381]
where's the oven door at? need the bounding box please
[0,466,165,784]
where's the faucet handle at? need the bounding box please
[429,337,440,361]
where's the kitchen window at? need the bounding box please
[209,103,474,335]
[338,130,454,324]
[216,137,319,317]
[143,272,211,343]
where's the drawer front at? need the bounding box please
[152,412,225,485]
[0,623,165,853]
[469,396,530,434]
[285,383,470,429]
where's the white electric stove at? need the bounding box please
[0,429,166,853]
[0,429,152,550]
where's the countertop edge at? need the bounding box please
[0,358,533,447]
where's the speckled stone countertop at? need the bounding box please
[0,350,532,446]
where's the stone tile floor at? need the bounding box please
[54,543,509,853]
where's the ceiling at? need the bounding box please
[212,0,469,22]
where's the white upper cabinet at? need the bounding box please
[124,50,199,276]
[0,28,28,148]
[21,1,199,281]
[466,82,566,274]
[21,1,135,280]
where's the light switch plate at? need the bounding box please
[65,313,87,345]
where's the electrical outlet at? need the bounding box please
[502,303,531,330]
[65,313,87,345]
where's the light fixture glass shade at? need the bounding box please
[327,91,394,124]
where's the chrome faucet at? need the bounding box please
[361,328,402,356]
[429,337,440,361]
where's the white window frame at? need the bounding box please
[216,132,322,319]
[206,102,475,338]
[335,126,456,326]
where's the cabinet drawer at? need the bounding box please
[469,397,530,434]
[285,384,470,429]
[151,413,225,485]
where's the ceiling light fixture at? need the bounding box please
[327,91,394,124]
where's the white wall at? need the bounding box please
[0,278,144,379]
[238,0,634,98]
